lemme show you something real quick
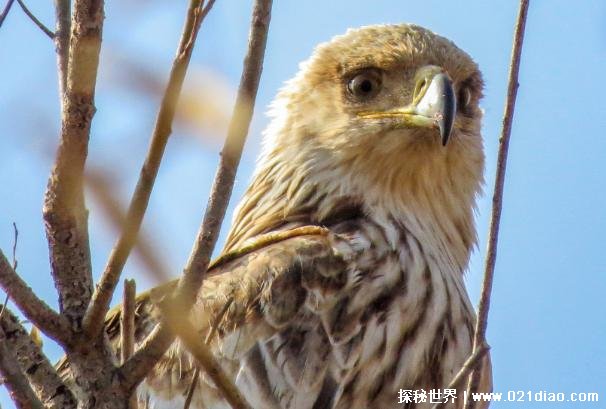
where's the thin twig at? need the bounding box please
[183,369,200,409]
[179,0,216,58]
[0,249,72,344]
[82,0,216,339]
[16,0,54,38]
[0,0,16,29]
[11,222,18,271]
[183,298,233,409]
[430,343,490,409]
[53,0,70,107]
[171,316,251,409]
[121,279,138,409]
[0,328,44,409]
[123,0,273,393]
[205,298,233,346]
[0,294,8,319]
[464,0,530,406]
[0,223,18,321]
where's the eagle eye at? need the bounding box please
[457,79,477,116]
[459,87,471,108]
[347,68,383,101]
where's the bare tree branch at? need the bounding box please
[82,0,216,339]
[121,279,138,409]
[15,0,54,38]
[0,0,16,29]
[43,0,103,327]
[123,0,273,392]
[0,327,44,409]
[120,280,136,363]
[175,0,272,307]
[0,250,72,343]
[464,0,530,406]
[53,0,71,107]
[1,308,76,409]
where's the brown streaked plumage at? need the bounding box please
[60,24,492,408]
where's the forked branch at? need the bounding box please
[82,0,217,339]
[430,343,490,409]
[0,308,76,409]
[121,0,273,400]
[0,225,73,407]
[0,327,44,409]
[0,0,16,29]
[15,0,54,38]
[174,0,272,311]
[0,250,72,343]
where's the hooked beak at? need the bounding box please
[357,66,457,146]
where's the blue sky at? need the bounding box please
[1,0,605,407]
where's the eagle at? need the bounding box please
[96,23,492,409]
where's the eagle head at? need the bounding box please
[228,24,485,267]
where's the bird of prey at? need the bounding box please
[100,23,492,409]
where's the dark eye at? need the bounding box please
[347,68,383,100]
[458,86,472,113]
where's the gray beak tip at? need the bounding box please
[435,73,456,147]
